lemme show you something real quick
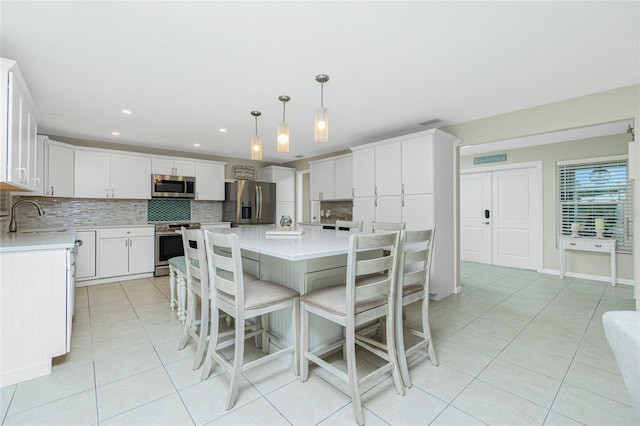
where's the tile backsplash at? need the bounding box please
[1,196,223,232]
[319,200,353,224]
[148,199,190,222]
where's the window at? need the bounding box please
[557,155,632,252]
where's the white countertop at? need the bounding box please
[209,225,355,261]
[0,229,77,253]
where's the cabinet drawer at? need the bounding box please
[99,227,154,239]
[560,238,614,252]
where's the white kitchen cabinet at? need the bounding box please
[261,166,296,221]
[1,58,39,191]
[351,129,458,300]
[98,227,154,278]
[353,197,376,233]
[75,149,151,199]
[76,230,96,280]
[309,159,334,200]
[194,160,225,200]
[375,142,402,197]
[309,154,352,201]
[402,134,434,195]
[1,247,70,386]
[152,157,195,176]
[333,155,353,200]
[352,147,375,198]
[44,139,74,197]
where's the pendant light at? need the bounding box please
[277,95,290,152]
[314,74,329,142]
[250,111,262,160]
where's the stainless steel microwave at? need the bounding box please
[151,174,196,199]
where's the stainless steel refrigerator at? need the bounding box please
[223,180,276,226]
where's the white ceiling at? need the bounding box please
[1,1,638,163]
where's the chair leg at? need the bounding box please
[225,313,246,410]
[260,314,270,354]
[300,303,310,382]
[386,306,406,397]
[422,298,438,366]
[193,292,209,370]
[201,305,220,380]
[178,272,187,324]
[396,302,412,388]
[178,289,193,350]
[345,323,364,426]
[169,267,176,311]
[292,297,300,376]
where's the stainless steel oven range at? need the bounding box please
[153,222,200,276]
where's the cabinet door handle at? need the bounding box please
[375,197,378,207]
[125,239,128,247]
[375,186,378,196]
[401,183,404,195]
[50,186,54,196]
[111,189,114,198]
[569,242,577,246]
[595,244,602,248]
[106,188,110,197]
[129,239,132,247]
[352,187,355,198]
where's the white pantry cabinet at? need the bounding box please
[1,58,39,192]
[152,157,196,176]
[98,227,154,278]
[75,149,151,199]
[351,129,458,300]
[194,160,225,200]
[261,166,296,222]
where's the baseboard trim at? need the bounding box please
[542,268,635,286]
[76,272,154,287]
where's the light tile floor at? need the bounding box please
[1,262,638,425]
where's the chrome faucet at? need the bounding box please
[8,199,45,233]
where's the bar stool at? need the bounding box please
[300,231,406,426]
[395,229,438,388]
[177,228,210,370]
[201,230,300,410]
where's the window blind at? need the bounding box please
[557,156,632,252]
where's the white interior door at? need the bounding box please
[460,165,540,270]
[492,167,538,270]
[460,172,492,263]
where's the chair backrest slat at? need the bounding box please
[346,231,401,313]
[372,221,406,233]
[204,230,245,308]
[181,227,209,298]
[400,229,435,291]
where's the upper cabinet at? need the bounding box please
[309,154,352,201]
[1,58,39,192]
[151,158,196,176]
[43,138,74,197]
[75,149,151,199]
[194,160,225,201]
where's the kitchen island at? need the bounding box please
[207,225,368,348]
[0,230,76,386]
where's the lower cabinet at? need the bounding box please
[76,230,96,280]
[0,248,70,386]
[98,227,154,278]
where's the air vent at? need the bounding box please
[418,119,442,128]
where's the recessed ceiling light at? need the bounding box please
[122,109,132,115]
[193,143,200,147]
[112,131,120,136]
[219,129,227,133]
